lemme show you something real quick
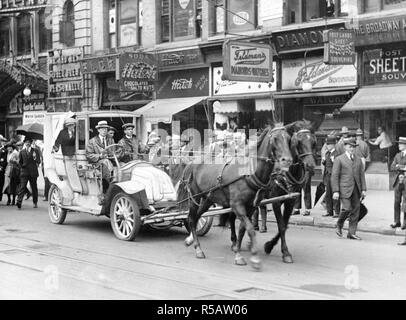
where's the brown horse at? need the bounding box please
[177,125,293,270]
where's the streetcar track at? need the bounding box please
[0,233,340,300]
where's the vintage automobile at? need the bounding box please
[43,111,213,241]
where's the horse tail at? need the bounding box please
[176,163,194,211]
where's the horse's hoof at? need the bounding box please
[249,256,262,271]
[283,255,293,264]
[264,241,274,255]
[184,235,194,247]
[196,250,206,259]
[234,256,247,266]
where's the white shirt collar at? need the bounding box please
[346,151,353,160]
[126,135,132,139]
[99,135,106,141]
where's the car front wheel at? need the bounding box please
[110,192,141,241]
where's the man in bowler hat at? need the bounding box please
[322,135,340,217]
[16,137,41,209]
[390,137,406,230]
[332,137,367,240]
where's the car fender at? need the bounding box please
[46,169,74,205]
[114,180,146,194]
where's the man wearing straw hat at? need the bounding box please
[332,137,367,240]
[86,121,115,192]
[390,136,406,230]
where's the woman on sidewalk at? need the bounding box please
[2,142,20,205]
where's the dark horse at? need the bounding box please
[177,125,293,269]
[250,120,317,262]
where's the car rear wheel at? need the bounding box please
[110,192,141,241]
[184,216,213,237]
[48,184,67,224]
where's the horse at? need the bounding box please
[177,125,293,269]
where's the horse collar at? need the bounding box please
[297,129,310,134]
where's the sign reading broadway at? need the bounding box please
[222,40,273,83]
[119,52,158,92]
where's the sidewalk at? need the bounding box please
[265,186,406,237]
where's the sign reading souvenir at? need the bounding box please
[118,52,158,93]
[48,47,83,99]
[353,14,406,46]
[227,0,255,32]
[363,46,406,85]
[323,29,355,65]
[281,56,357,90]
[223,40,273,83]
[158,48,205,70]
[173,0,195,39]
[0,0,47,12]
[156,68,209,99]
[213,66,276,95]
[80,55,117,74]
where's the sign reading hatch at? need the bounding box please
[223,40,273,83]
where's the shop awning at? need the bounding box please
[255,98,275,111]
[134,96,207,123]
[341,85,406,111]
[273,87,355,99]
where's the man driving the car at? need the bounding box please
[86,120,115,192]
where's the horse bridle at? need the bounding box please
[294,129,315,159]
[257,127,287,164]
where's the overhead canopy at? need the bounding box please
[341,85,406,111]
[273,87,355,99]
[134,96,207,124]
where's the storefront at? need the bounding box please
[271,23,358,161]
[342,13,406,147]
[134,48,210,143]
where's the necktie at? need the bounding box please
[351,155,354,161]
[102,138,106,148]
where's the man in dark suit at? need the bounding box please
[0,135,7,202]
[53,117,76,156]
[16,138,41,209]
[332,137,367,240]
[390,137,406,230]
[322,135,340,217]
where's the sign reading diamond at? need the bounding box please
[223,40,273,83]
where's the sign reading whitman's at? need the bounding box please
[223,40,273,83]
[323,29,355,65]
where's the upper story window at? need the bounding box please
[0,18,9,57]
[60,0,75,47]
[160,0,202,43]
[108,0,141,49]
[285,0,349,25]
[210,0,257,35]
[39,8,53,52]
[362,0,406,13]
[17,13,31,56]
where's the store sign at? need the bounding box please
[156,68,209,99]
[23,111,46,126]
[323,29,355,65]
[118,52,158,93]
[223,40,273,83]
[227,0,255,32]
[363,46,406,85]
[80,55,117,74]
[173,0,195,39]
[281,56,357,90]
[21,92,46,111]
[212,66,276,95]
[303,95,350,107]
[48,47,83,99]
[158,49,205,70]
[0,0,47,11]
[353,14,406,46]
[273,24,344,53]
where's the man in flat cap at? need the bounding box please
[332,137,367,240]
[118,123,148,163]
[53,117,77,157]
[86,120,115,192]
[0,134,7,202]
